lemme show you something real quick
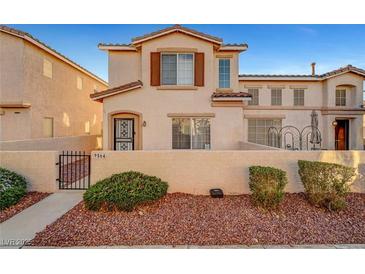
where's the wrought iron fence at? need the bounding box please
[268,125,322,150]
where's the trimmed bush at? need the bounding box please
[83,171,168,212]
[0,167,27,210]
[298,160,355,211]
[249,166,288,209]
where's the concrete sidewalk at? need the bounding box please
[0,192,83,248]
[23,244,365,249]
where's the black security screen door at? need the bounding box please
[114,118,134,150]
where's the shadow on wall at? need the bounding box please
[319,150,364,192]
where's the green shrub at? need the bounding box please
[0,167,27,210]
[83,171,168,212]
[249,166,288,209]
[298,160,355,211]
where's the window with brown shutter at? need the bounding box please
[150,52,160,86]
[194,52,204,87]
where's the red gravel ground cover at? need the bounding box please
[0,192,50,223]
[28,193,365,247]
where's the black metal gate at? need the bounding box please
[57,151,90,190]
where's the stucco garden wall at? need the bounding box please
[0,151,58,192]
[90,150,365,194]
[0,135,101,152]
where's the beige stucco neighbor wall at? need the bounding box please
[90,150,365,195]
[0,151,58,192]
[0,134,101,152]
[0,31,107,141]
[239,76,364,150]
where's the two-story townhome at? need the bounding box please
[91,25,365,151]
[0,26,108,141]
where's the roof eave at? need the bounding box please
[212,97,251,102]
[239,76,321,81]
[0,27,108,87]
[321,70,365,80]
[131,28,222,46]
[90,82,143,102]
[218,45,248,52]
[98,45,137,51]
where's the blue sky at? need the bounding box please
[8,24,365,81]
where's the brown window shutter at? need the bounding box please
[194,52,204,87]
[150,52,161,86]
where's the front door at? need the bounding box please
[335,119,349,150]
[114,118,134,151]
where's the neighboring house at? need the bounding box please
[92,24,365,151]
[0,26,108,141]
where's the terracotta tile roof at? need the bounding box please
[0,25,107,86]
[131,24,223,44]
[98,43,132,47]
[239,65,365,80]
[222,43,248,47]
[320,65,365,78]
[212,92,252,98]
[90,80,143,102]
[239,74,319,78]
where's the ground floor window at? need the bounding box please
[248,119,282,145]
[172,118,211,149]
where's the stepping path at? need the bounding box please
[0,192,83,248]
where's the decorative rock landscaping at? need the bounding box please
[28,193,365,247]
[0,192,50,223]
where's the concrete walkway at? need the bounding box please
[0,192,83,248]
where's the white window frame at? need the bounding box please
[172,117,211,150]
[218,58,231,89]
[336,89,346,106]
[293,88,305,106]
[161,53,195,86]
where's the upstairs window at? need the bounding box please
[77,76,83,90]
[43,59,52,79]
[219,59,230,88]
[248,88,259,105]
[293,89,305,106]
[161,53,194,85]
[271,88,282,106]
[336,89,346,106]
[172,118,211,150]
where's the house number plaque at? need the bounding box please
[93,152,106,159]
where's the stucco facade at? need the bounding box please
[93,25,365,151]
[0,26,108,141]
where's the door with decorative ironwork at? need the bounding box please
[114,118,134,150]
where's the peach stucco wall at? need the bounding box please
[0,151,58,192]
[90,150,365,194]
[0,31,108,141]
[104,32,243,150]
